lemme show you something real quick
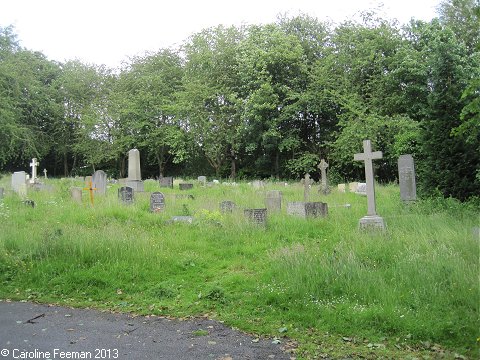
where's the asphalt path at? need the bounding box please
[0,301,292,360]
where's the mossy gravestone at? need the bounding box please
[265,190,282,212]
[244,208,267,226]
[159,176,173,188]
[220,200,235,214]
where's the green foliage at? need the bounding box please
[0,179,477,358]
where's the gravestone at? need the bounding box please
[265,190,282,212]
[356,183,367,195]
[23,200,35,208]
[159,176,173,188]
[92,170,107,195]
[171,216,194,224]
[197,176,207,186]
[244,208,267,226]
[251,180,264,189]
[287,202,328,218]
[473,227,479,240]
[150,192,165,212]
[220,200,236,214]
[118,186,134,204]
[398,154,417,201]
[303,173,311,201]
[126,148,144,192]
[317,159,330,194]
[354,140,385,230]
[43,169,47,179]
[0,187,4,200]
[12,171,27,195]
[337,183,346,193]
[71,187,82,203]
[349,182,359,192]
[29,158,39,184]
[179,183,193,190]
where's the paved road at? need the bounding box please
[0,301,292,360]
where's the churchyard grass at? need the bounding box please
[0,176,478,359]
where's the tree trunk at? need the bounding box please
[63,152,69,177]
[156,152,164,178]
[274,151,280,180]
[230,149,236,180]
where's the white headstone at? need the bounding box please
[353,140,385,230]
[12,171,27,195]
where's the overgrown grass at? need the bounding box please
[0,176,478,359]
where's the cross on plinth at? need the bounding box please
[43,168,47,179]
[317,159,329,194]
[30,158,39,183]
[83,181,98,206]
[353,140,385,230]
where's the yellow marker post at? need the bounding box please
[83,181,98,206]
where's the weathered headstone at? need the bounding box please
[179,183,193,190]
[197,176,207,186]
[71,187,82,203]
[303,173,311,201]
[159,176,173,188]
[11,171,27,195]
[473,227,480,240]
[29,158,39,184]
[356,183,367,196]
[287,202,328,218]
[220,200,236,214]
[92,170,107,195]
[349,182,359,192]
[150,192,165,212]
[317,159,330,194]
[126,148,144,192]
[337,183,346,193]
[251,180,264,189]
[398,154,417,202]
[118,186,134,204]
[354,140,385,230]
[0,187,4,200]
[265,190,282,212]
[244,208,267,226]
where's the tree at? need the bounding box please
[114,49,187,177]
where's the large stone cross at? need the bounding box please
[30,158,39,182]
[354,140,385,229]
[317,159,329,194]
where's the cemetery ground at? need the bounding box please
[0,178,478,359]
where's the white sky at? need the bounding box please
[0,0,441,68]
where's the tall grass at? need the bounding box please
[0,177,478,357]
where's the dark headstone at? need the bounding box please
[179,183,193,190]
[150,192,165,212]
[220,200,236,214]
[23,200,35,208]
[244,208,267,226]
[159,176,173,188]
[118,186,134,204]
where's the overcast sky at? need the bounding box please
[1,0,441,68]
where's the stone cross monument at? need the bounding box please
[30,158,39,184]
[317,159,329,194]
[43,168,47,179]
[354,140,385,230]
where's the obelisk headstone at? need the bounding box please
[354,140,385,230]
[398,154,417,202]
[126,149,144,192]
